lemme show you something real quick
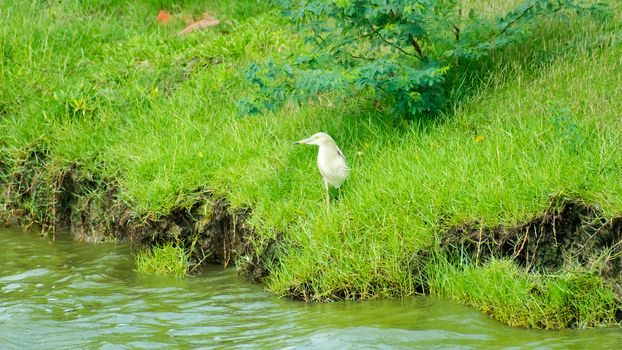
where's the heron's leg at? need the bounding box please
[324,179,330,214]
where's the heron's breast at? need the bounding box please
[317,149,348,187]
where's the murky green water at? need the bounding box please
[1,227,621,349]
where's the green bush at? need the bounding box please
[241,0,609,117]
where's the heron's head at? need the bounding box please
[294,132,334,147]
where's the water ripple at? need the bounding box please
[1,228,621,349]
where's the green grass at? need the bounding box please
[427,255,620,329]
[1,0,622,327]
[135,241,190,277]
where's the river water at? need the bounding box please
[1,227,621,349]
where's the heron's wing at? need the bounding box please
[327,150,349,188]
[336,147,346,162]
[334,147,348,177]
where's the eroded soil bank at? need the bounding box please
[0,143,273,281]
[1,144,621,325]
[442,198,622,290]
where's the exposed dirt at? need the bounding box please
[2,142,621,303]
[0,142,274,280]
[441,197,622,292]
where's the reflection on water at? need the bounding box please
[1,227,620,349]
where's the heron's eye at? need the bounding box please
[314,136,319,140]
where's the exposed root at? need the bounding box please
[441,196,622,297]
[2,142,621,309]
[0,141,274,278]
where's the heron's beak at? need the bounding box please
[294,137,312,145]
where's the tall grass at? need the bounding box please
[1,0,621,326]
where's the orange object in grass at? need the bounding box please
[156,10,170,24]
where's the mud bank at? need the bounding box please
[0,143,274,281]
[1,143,621,316]
[442,198,622,296]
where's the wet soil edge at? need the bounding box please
[441,197,622,299]
[1,144,621,304]
[0,145,275,281]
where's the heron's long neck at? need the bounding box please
[318,144,338,158]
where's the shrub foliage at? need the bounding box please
[241,0,608,117]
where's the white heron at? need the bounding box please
[295,132,349,213]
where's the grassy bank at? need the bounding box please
[1,0,621,328]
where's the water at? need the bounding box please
[1,227,620,349]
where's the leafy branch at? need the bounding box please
[492,3,537,40]
[241,0,610,118]
[366,21,420,59]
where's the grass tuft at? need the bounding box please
[427,254,621,329]
[134,241,190,278]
